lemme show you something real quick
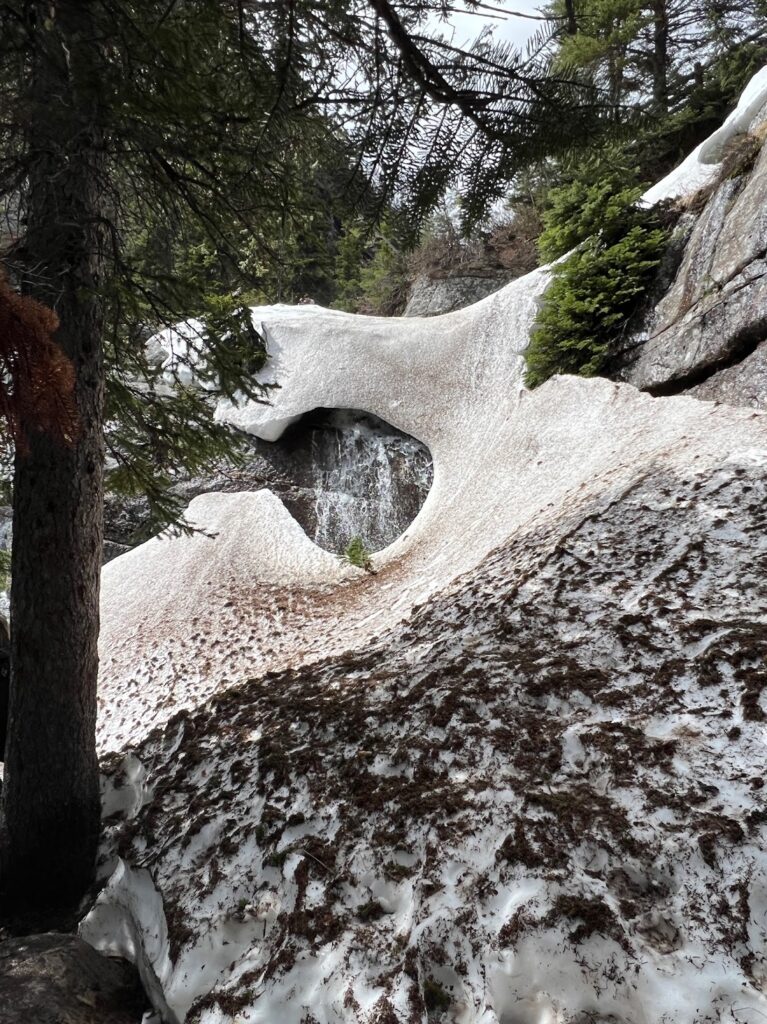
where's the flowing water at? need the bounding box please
[104,409,433,558]
[299,410,433,553]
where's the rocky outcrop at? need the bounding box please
[0,933,146,1024]
[685,337,767,408]
[618,117,767,405]
[403,272,509,316]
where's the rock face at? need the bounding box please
[85,70,767,1024]
[0,933,146,1024]
[685,337,767,408]
[619,98,767,404]
[403,272,510,317]
[290,410,432,553]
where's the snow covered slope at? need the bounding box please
[91,69,767,1024]
[92,413,767,1024]
[642,65,767,206]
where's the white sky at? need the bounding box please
[436,1,548,51]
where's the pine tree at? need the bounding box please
[547,0,767,121]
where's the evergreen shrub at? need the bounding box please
[343,536,374,572]
[525,177,670,388]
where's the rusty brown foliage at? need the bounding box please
[0,274,79,449]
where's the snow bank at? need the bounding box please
[149,304,338,392]
[92,416,767,1024]
[91,68,767,1024]
[642,65,767,206]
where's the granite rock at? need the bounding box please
[0,933,146,1024]
[403,272,510,317]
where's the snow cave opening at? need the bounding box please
[275,407,433,554]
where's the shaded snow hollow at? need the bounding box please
[88,70,767,1024]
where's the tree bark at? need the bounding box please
[652,0,669,113]
[564,0,578,35]
[0,1,106,920]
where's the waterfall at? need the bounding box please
[102,407,433,559]
[301,410,432,553]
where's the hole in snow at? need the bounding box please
[101,408,432,558]
[275,408,433,554]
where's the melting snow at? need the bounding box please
[642,65,767,206]
[89,69,767,1024]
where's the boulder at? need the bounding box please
[0,933,146,1024]
[403,272,509,316]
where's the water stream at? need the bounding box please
[287,409,433,553]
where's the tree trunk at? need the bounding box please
[0,1,106,921]
[564,0,578,35]
[652,0,669,113]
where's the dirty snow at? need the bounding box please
[89,69,767,1024]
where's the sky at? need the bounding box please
[436,1,548,52]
